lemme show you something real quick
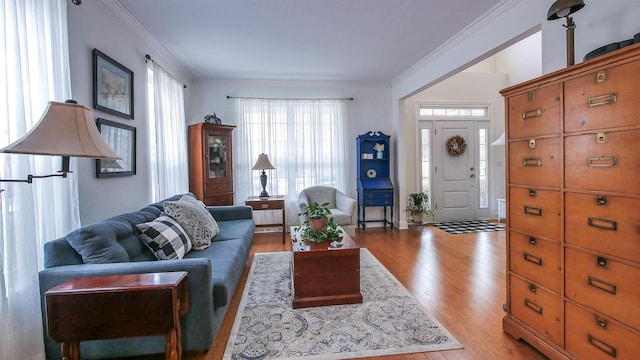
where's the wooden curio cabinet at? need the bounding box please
[188,123,236,205]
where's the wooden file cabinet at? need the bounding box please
[501,43,640,360]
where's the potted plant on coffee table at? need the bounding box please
[406,192,434,226]
[296,202,343,242]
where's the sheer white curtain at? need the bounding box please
[0,1,78,359]
[235,98,347,226]
[147,61,189,201]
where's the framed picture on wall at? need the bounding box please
[95,118,136,178]
[93,48,134,119]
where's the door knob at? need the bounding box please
[470,167,475,171]
[470,174,475,178]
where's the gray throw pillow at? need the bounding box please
[164,195,219,250]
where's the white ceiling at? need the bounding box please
[117,0,503,83]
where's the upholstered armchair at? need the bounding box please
[298,186,357,237]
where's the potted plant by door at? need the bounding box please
[406,192,434,225]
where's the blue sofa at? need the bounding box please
[38,193,255,359]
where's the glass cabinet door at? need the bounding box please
[208,134,227,179]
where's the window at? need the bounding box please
[146,61,189,201]
[235,98,348,225]
[419,106,487,117]
[419,128,432,203]
[478,128,489,208]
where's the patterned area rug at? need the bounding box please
[223,249,463,360]
[431,220,505,234]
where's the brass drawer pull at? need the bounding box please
[597,256,608,269]
[523,158,542,167]
[588,156,617,167]
[588,276,617,295]
[596,195,607,206]
[524,299,543,315]
[522,109,542,119]
[524,252,543,266]
[588,334,617,358]
[261,204,269,209]
[588,93,617,108]
[588,217,618,231]
[597,317,608,329]
[524,206,542,216]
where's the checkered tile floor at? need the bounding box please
[431,220,505,234]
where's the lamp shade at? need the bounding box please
[252,153,275,170]
[2,101,120,159]
[547,0,585,20]
[490,132,505,146]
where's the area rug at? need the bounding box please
[222,249,462,360]
[431,219,505,234]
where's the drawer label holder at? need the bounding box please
[588,334,617,358]
[588,217,618,231]
[588,276,617,295]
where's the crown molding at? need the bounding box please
[392,0,523,86]
[102,0,193,81]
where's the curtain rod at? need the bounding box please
[226,95,354,101]
[145,54,187,89]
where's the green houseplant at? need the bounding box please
[296,202,343,242]
[301,202,332,230]
[406,192,434,225]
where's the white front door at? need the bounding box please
[434,120,476,221]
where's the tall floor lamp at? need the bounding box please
[0,100,120,188]
[252,153,275,198]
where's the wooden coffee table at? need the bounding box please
[290,226,362,308]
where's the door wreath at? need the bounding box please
[447,135,467,157]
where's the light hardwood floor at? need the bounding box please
[144,225,548,360]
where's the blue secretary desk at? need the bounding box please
[356,131,394,230]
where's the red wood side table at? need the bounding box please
[45,272,189,360]
[245,195,286,243]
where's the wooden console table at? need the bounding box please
[290,226,362,308]
[45,272,189,360]
[245,195,286,243]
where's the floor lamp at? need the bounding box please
[0,100,120,189]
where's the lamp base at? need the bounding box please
[259,170,269,198]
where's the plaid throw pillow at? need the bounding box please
[136,215,192,260]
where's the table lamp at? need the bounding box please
[252,153,275,198]
[1,100,120,187]
[547,0,586,66]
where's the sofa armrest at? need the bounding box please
[39,259,215,330]
[38,259,217,357]
[207,205,253,221]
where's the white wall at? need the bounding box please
[67,0,192,225]
[495,31,542,86]
[392,0,640,228]
[400,72,508,228]
[189,79,392,220]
